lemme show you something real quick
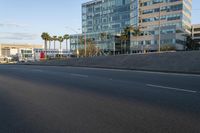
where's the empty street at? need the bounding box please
[0,65,200,133]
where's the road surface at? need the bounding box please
[0,65,200,133]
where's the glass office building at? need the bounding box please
[133,0,192,52]
[70,34,83,51]
[79,0,192,53]
[82,0,136,54]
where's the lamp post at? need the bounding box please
[84,23,87,57]
[158,3,161,53]
[76,33,79,58]
[66,27,81,58]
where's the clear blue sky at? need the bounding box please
[0,0,199,45]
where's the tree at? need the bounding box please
[100,32,107,42]
[48,35,53,50]
[132,27,141,52]
[78,36,84,44]
[100,32,107,41]
[58,36,64,57]
[87,39,97,57]
[100,32,108,54]
[120,32,128,54]
[185,35,200,50]
[121,26,135,54]
[52,36,57,50]
[160,45,176,51]
[41,32,50,59]
[124,26,134,36]
[77,38,100,57]
[78,36,85,50]
[63,34,70,51]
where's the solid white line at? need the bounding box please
[146,84,197,93]
[136,71,200,77]
[70,73,89,78]
[67,67,200,77]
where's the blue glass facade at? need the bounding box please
[82,0,135,52]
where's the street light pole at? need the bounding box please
[66,27,80,58]
[84,30,87,57]
[76,34,79,58]
[158,4,161,53]
[110,33,115,56]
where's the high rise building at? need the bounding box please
[79,0,192,54]
[134,0,192,52]
[82,0,134,54]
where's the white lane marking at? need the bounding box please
[31,69,44,72]
[10,67,18,70]
[146,84,197,93]
[70,73,89,78]
[136,71,200,77]
[67,67,200,77]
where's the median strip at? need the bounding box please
[146,84,197,93]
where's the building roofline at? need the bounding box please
[82,0,102,6]
[192,24,200,27]
[0,43,42,46]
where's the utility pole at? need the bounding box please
[66,27,80,58]
[111,34,115,56]
[76,34,79,58]
[84,26,87,57]
[158,4,161,53]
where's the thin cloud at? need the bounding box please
[0,22,30,28]
[0,32,38,40]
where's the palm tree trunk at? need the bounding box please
[120,40,122,54]
[136,35,138,53]
[49,41,51,50]
[53,40,56,58]
[54,41,56,50]
[66,40,68,51]
[45,40,47,59]
[60,42,62,58]
[124,41,126,54]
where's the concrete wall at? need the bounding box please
[30,51,200,74]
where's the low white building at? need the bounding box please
[33,49,73,61]
[0,43,73,62]
[0,43,43,62]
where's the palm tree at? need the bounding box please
[58,36,64,56]
[48,35,53,50]
[132,27,141,53]
[52,36,57,50]
[124,26,134,36]
[41,32,49,59]
[63,34,70,51]
[122,26,134,54]
[100,32,107,54]
[120,32,128,54]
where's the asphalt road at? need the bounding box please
[0,65,200,133]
